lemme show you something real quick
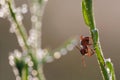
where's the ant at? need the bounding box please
[76,35,95,67]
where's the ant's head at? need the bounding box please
[80,36,90,45]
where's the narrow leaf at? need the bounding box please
[82,0,95,29]
[21,64,28,80]
[105,59,116,80]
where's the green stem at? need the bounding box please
[82,0,116,80]
[7,0,29,50]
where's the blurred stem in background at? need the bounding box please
[0,0,77,80]
[6,0,47,80]
[82,0,116,80]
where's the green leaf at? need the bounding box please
[14,58,25,77]
[39,0,43,4]
[14,57,29,79]
[100,62,109,80]
[82,0,95,29]
[105,59,116,80]
[21,64,28,80]
[29,52,39,70]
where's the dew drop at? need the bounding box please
[32,70,38,76]
[54,52,61,59]
[9,54,15,66]
[16,13,23,22]
[28,75,33,80]
[66,44,74,51]
[13,68,19,76]
[28,61,33,67]
[21,4,28,14]
[33,77,39,80]
[16,76,21,80]
[31,15,38,22]
[14,49,22,58]
[46,56,53,63]
[9,23,16,33]
[0,10,4,17]
[60,48,67,55]
[0,0,5,5]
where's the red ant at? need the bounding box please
[76,35,95,66]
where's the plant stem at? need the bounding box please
[7,0,29,50]
[82,0,116,80]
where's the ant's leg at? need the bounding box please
[80,35,84,40]
[90,48,95,55]
[85,46,95,56]
[76,36,82,50]
[85,46,92,56]
[75,45,81,50]
[86,48,95,56]
[88,37,93,45]
[86,52,91,56]
[82,56,86,67]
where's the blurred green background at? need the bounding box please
[0,0,120,80]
